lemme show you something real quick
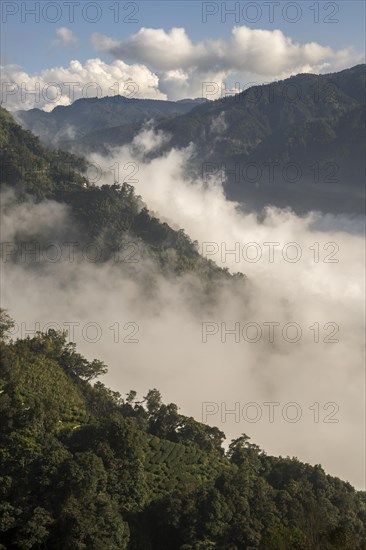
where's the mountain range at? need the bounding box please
[15,97,205,148]
[16,65,366,215]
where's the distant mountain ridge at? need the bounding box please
[151,64,365,213]
[16,96,205,147]
[15,65,366,214]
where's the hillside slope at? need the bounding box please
[1,318,365,549]
[0,106,237,283]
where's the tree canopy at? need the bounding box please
[0,314,365,549]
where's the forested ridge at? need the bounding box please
[0,311,365,549]
[0,106,239,282]
[16,96,203,148]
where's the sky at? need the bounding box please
[1,0,365,109]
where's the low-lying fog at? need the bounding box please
[2,127,365,488]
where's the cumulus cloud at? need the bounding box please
[1,58,166,112]
[92,25,362,99]
[2,131,365,488]
[53,27,79,48]
[1,25,361,111]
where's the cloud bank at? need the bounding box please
[1,58,166,112]
[92,25,361,99]
[1,25,362,110]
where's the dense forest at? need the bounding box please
[1,310,366,549]
[0,106,240,284]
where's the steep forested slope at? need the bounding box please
[0,315,365,549]
[0,106,237,281]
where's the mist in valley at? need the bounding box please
[2,127,365,489]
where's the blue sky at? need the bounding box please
[1,0,365,108]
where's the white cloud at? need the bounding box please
[1,25,361,111]
[92,25,362,99]
[54,27,79,47]
[1,58,166,112]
